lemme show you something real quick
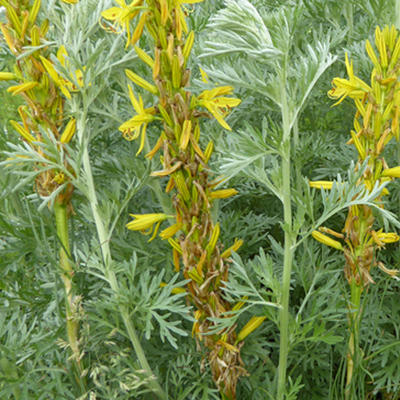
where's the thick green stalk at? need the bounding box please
[345,279,362,400]
[277,63,294,400]
[54,200,84,390]
[78,113,166,400]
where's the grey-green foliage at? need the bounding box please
[0,190,80,399]
[2,0,400,399]
[198,0,400,399]
[0,1,191,399]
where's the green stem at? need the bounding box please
[78,114,166,400]
[54,200,85,391]
[345,279,362,400]
[277,62,294,400]
[345,3,354,45]
[395,0,400,30]
[292,118,302,195]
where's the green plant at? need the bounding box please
[312,25,400,399]
[1,1,400,399]
[0,0,85,393]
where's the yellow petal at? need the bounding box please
[125,69,158,94]
[206,105,231,130]
[183,31,194,60]
[10,120,36,142]
[159,223,182,240]
[131,12,147,46]
[232,296,248,311]
[311,230,343,250]
[7,81,38,95]
[101,7,121,21]
[221,238,243,258]
[377,232,400,243]
[204,140,214,163]
[216,339,239,353]
[134,46,154,69]
[200,67,209,83]
[29,0,41,24]
[309,181,333,190]
[168,238,182,254]
[126,213,168,231]
[0,72,16,80]
[57,45,68,67]
[150,161,183,177]
[205,223,220,255]
[382,166,400,178]
[179,120,192,150]
[209,188,238,199]
[237,316,266,342]
[145,133,165,159]
[60,118,76,144]
[366,39,380,67]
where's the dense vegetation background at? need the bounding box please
[1,0,400,399]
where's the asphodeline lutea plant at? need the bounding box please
[0,0,85,389]
[101,0,266,398]
[310,25,400,398]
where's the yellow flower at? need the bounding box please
[236,316,266,342]
[57,45,85,91]
[159,222,182,240]
[311,230,343,250]
[119,86,156,154]
[309,181,333,190]
[382,166,400,178]
[173,0,204,40]
[231,296,248,311]
[7,81,38,95]
[328,53,371,106]
[192,310,202,338]
[196,86,241,130]
[125,68,158,94]
[209,188,238,199]
[126,213,168,230]
[53,172,65,184]
[221,238,243,259]
[10,120,36,142]
[101,0,144,48]
[159,282,186,294]
[199,66,209,83]
[40,56,71,99]
[40,46,84,99]
[376,231,400,243]
[126,213,169,241]
[217,337,239,353]
[60,118,76,144]
[0,72,16,80]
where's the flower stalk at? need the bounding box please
[78,110,167,399]
[100,0,264,397]
[312,25,400,397]
[277,52,295,400]
[0,0,84,388]
[54,200,84,389]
